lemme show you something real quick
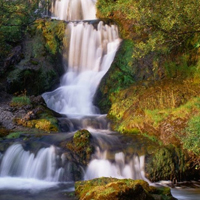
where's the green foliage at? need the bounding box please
[7,66,57,95]
[164,55,196,78]
[10,95,31,107]
[35,19,66,55]
[147,146,188,182]
[97,0,200,58]
[0,0,47,65]
[97,40,135,113]
[147,147,174,181]
[32,34,45,58]
[182,116,200,155]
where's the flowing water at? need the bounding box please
[0,0,199,199]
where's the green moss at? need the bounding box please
[10,95,31,107]
[146,146,187,182]
[6,132,22,139]
[66,129,94,165]
[147,147,175,181]
[35,19,66,55]
[75,177,175,200]
[182,115,200,155]
[96,40,135,113]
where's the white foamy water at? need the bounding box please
[84,149,150,184]
[42,21,121,117]
[0,177,58,192]
[0,144,64,182]
[51,0,97,21]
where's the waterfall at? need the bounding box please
[42,22,121,117]
[51,0,97,21]
[84,147,150,183]
[0,144,64,182]
[42,0,121,118]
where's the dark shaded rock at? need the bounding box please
[2,45,23,73]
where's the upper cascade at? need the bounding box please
[43,0,121,118]
[51,0,97,21]
[42,21,121,117]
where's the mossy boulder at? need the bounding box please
[66,129,94,166]
[75,177,177,200]
[11,95,59,133]
[6,18,66,96]
[146,146,187,182]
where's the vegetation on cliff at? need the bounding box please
[96,0,200,179]
[0,0,49,69]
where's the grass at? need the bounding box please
[10,95,31,107]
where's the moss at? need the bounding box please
[35,19,66,55]
[13,103,59,133]
[75,177,176,200]
[95,40,135,113]
[10,95,31,107]
[146,146,188,182]
[66,129,94,166]
[6,132,22,139]
[108,79,200,144]
[182,115,200,155]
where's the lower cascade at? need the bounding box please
[0,136,149,190]
[84,150,148,182]
[0,144,63,181]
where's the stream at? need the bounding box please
[0,0,199,199]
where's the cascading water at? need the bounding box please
[0,144,62,181]
[51,0,97,21]
[42,21,121,117]
[84,148,149,182]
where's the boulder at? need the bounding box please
[75,177,177,200]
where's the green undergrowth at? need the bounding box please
[10,95,31,107]
[108,78,200,158]
[6,131,22,139]
[96,39,135,113]
[146,146,186,182]
[182,116,200,156]
[30,18,66,55]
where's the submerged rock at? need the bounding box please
[75,177,177,200]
